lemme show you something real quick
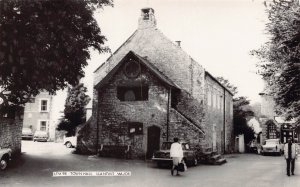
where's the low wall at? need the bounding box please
[0,117,23,155]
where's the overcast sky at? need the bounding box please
[80,0,268,105]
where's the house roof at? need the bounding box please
[205,71,234,96]
[94,51,179,90]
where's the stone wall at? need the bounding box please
[0,117,23,155]
[205,74,234,154]
[169,109,204,146]
[82,63,170,158]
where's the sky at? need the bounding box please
[82,0,268,103]
[54,0,269,118]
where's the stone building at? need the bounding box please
[78,8,234,158]
[259,92,297,143]
[23,92,56,141]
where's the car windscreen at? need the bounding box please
[22,129,32,133]
[265,141,278,145]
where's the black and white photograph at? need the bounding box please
[0,0,300,186]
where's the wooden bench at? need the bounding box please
[98,144,132,159]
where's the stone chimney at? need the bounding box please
[175,41,181,47]
[138,8,156,29]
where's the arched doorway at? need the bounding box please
[146,126,160,158]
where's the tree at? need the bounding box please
[252,0,300,123]
[0,0,112,113]
[217,76,255,143]
[216,76,238,95]
[233,97,255,144]
[57,83,90,136]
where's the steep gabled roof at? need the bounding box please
[205,71,234,96]
[94,51,179,90]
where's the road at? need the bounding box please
[0,141,299,187]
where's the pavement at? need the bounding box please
[0,141,299,187]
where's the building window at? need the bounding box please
[127,122,143,135]
[207,89,211,106]
[40,121,47,131]
[213,92,217,109]
[117,86,149,101]
[220,96,223,111]
[124,59,141,78]
[266,121,278,139]
[40,99,49,112]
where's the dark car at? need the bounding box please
[33,131,48,142]
[21,128,33,140]
[0,147,12,170]
[152,141,198,167]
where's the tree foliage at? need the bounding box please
[233,96,255,144]
[216,76,238,95]
[217,76,255,143]
[252,0,300,123]
[0,0,112,113]
[57,83,91,136]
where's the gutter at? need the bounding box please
[223,87,226,154]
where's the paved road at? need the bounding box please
[0,141,299,187]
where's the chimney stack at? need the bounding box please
[138,8,156,29]
[175,41,181,47]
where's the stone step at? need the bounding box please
[211,154,221,160]
[215,158,227,165]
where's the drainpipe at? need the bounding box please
[96,93,100,154]
[223,88,226,154]
[166,87,171,141]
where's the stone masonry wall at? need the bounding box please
[169,109,204,147]
[0,117,23,155]
[205,75,234,154]
[88,63,170,158]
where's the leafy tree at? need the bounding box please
[252,0,300,123]
[0,0,112,113]
[217,76,255,143]
[216,76,238,95]
[57,83,91,136]
[233,97,255,144]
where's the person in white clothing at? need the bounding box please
[170,137,183,176]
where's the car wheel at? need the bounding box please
[0,158,8,170]
[66,142,72,148]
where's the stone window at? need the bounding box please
[220,95,223,111]
[212,92,217,109]
[127,122,143,135]
[117,86,149,101]
[39,121,47,131]
[207,89,211,106]
[124,59,141,79]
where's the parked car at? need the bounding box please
[261,139,283,156]
[21,128,33,140]
[33,131,48,142]
[63,136,77,148]
[0,147,12,170]
[152,141,198,167]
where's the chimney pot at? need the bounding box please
[175,41,181,47]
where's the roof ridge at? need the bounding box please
[93,30,139,73]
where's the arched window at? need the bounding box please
[266,120,278,139]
